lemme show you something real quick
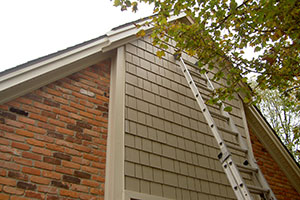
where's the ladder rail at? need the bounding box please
[203,63,277,200]
[177,57,277,200]
[178,57,253,200]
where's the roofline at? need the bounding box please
[0,13,186,105]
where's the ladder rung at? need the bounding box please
[195,82,213,93]
[236,163,258,173]
[247,185,269,195]
[210,111,230,122]
[217,126,238,136]
[189,70,208,83]
[226,143,248,153]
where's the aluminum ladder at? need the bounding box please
[176,56,277,200]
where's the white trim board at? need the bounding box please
[105,46,126,200]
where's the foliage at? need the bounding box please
[113,0,300,105]
[252,81,300,163]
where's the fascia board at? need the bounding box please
[245,105,300,193]
[103,12,187,52]
[0,37,110,104]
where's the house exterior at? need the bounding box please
[0,15,299,200]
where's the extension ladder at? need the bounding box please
[176,56,277,200]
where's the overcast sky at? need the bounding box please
[0,0,153,72]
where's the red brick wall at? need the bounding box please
[250,129,300,200]
[0,59,111,200]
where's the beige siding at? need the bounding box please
[124,36,250,199]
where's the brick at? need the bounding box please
[27,138,45,147]
[32,147,52,156]
[0,111,17,120]
[2,132,24,142]
[27,125,47,134]
[53,152,71,161]
[5,119,25,128]
[76,133,92,141]
[60,189,79,198]
[17,181,37,190]
[16,129,34,137]
[30,175,51,185]
[66,124,83,132]
[48,118,65,127]
[25,93,43,102]
[0,168,6,176]
[25,191,44,200]
[10,196,31,200]
[0,124,14,132]
[55,166,73,175]
[22,151,42,161]
[76,121,92,129]
[0,176,17,186]
[64,147,81,156]
[35,161,54,170]
[51,180,69,189]
[71,184,89,193]
[0,193,9,200]
[8,171,28,181]
[62,175,80,184]
[12,142,30,150]
[82,179,99,187]
[52,108,68,117]
[65,136,82,144]
[35,134,54,143]
[44,99,60,108]
[46,195,59,200]
[13,157,32,166]
[55,139,74,148]
[72,157,90,166]
[18,116,35,125]
[47,131,64,139]
[43,157,61,165]
[0,152,12,161]
[82,166,99,174]
[0,138,10,145]
[74,171,91,179]
[37,185,57,194]
[42,170,61,180]
[90,188,104,195]
[56,127,74,136]
[34,102,52,111]
[30,113,47,122]
[22,167,41,176]
[73,144,91,153]
[3,186,24,195]
[46,143,65,152]
[0,160,21,171]
[83,154,99,162]
[92,175,105,183]
[37,122,55,131]
[62,160,80,169]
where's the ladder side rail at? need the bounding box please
[204,67,277,200]
[204,72,248,150]
[178,58,253,200]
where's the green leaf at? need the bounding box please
[156,50,165,58]
[224,106,233,112]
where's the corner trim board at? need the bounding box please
[105,46,126,200]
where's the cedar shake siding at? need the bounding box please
[0,60,110,200]
[124,36,251,199]
[250,129,300,200]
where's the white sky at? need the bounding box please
[0,0,154,72]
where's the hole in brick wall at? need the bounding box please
[9,107,28,116]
